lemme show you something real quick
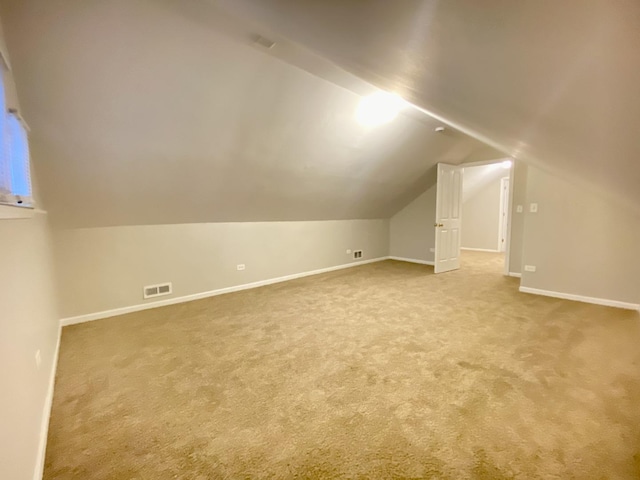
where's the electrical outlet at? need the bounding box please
[353,250,363,259]
[529,203,538,213]
[524,265,537,272]
[346,249,352,254]
[237,264,245,271]
[35,350,41,369]
[516,205,523,213]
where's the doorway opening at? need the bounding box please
[459,160,513,273]
[433,159,514,276]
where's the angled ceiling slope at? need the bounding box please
[216,0,640,213]
[0,0,499,228]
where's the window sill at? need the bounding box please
[0,203,36,219]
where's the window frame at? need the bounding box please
[0,52,34,220]
[0,202,35,219]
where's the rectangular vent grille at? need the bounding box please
[353,250,363,259]
[143,282,172,299]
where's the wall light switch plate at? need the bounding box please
[516,205,523,213]
[237,264,245,271]
[524,265,536,272]
[529,203,538,213]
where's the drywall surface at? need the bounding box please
[0,0,499,228]
[521,167,640,304]
[218,0,640,216]
[0,214,59,480]
[53,219,389,319]
[461,165,506,251]
[508,161,528,274]
[389,187,436,262]
[0,13,59,480]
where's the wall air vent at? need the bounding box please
[143,282,172,299]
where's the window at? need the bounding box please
[6,110,31,203]
[0,62,32,209]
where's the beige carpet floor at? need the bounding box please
[45,252,640,479]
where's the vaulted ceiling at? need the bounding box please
[3,1,637,228]
[216,0,640,214]
[462,164,510,203]
[0,0,500,228]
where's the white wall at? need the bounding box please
[0,13,60,480]
[54,219,389,319]
[461,164,506,251]
[521,166,640,305]
[0,214,59,480]
[389,186,436,263]
[0,0,499,229]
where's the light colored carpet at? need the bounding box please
[45,252,640,479]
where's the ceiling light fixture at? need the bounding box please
[435,126,446,133]
[356,91,406,127]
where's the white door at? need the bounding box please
[499,177,510,252]
[434,163,463,273]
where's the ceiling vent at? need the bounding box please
[143,282,172,299]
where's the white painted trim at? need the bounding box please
[388,256,435,266]
[460,247,501,253]
[498,176,510,252]
[508,272,522,278]
[60,257,390,326]
[0,203,35,219]
[503,164,516,276]
[33,324,61,480]
[0,205,45,219]
[519,286,640,311]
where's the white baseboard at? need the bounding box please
[508,272,522,278]
[519,286,640,311]
[461,247,501,253]
[388,256,435,266]
[60,257,389,326]
[33,324,61,480]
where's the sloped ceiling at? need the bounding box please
[462,163,510,203]
[0,0,500,228]
[215,0,640,213]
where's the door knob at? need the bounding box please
[434,223,444,227]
